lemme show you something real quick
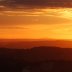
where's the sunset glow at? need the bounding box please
[0,8,72,40]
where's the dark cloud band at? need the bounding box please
[0,0,72,9]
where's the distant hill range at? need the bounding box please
[1,39,72,48]
[0,46,72,61]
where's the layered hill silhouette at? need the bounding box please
[0,46,72,72]
[0,46,72,61]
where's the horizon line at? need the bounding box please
[0,38,72,41]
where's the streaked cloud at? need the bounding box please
[0,8,71,26]
[0,0,72,11]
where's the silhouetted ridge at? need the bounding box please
[0,46,72,72]
[0,46,72,61]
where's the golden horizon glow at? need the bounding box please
[0,8,72,40]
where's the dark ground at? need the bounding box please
[0,46,72,72]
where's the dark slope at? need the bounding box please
[0,46,72,72]
[0,46,72,61]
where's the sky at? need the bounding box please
[0,0,72,40]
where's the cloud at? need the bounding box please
[0,0,72,10]
[0,8,72,26]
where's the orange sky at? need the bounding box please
[0,8,72,40]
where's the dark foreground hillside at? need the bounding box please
[0,46,72,72]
